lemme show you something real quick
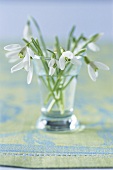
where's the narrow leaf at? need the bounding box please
[47,49,56,58]
[89,33,104,42]
[30,16,48,56]
[55,36,61,57]
[31,38,43,56]
[75,48,86,56]
[67,25,75,50]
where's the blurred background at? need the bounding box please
[0,0,113,108]
[0,0,113,42]
[0,0,113,95]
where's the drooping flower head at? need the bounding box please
[59,51,82,70]
[48,58,59,76]
[84,57,109,81]
[4,44,24,63]
[23,20,32,41]
[11,47,40,84]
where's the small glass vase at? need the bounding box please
[34,60,82,132]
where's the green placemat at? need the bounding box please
[0,43,113,168]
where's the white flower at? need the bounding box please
[88,33,104,52]
[59,51,82,70]
[11,48,40,84]
[74,41,99,53]
[48,58,59,76]
[23,21,32,41]
[87,61,109,81]
[4,44,23,63]
[88,42,99,52]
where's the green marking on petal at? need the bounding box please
[65,57,71,62]
[19,53,24,58]
[53,63,57,68]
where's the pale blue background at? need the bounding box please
[0,0,113,41]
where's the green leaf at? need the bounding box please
[55,36,61,57]
[75,48,86,56]
[30,16,48,57]
[67,25,75,50]
[62,76,75,90]
[71,33,84,52]
[89,33,104,42]
[22,38,38,55]
[31,38,43,56]
[47,49,56,59]
[22,38,30,44]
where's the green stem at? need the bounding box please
[72,34,83,52]
[23,38,38,54]
[31,38,49,73]
[44,93,52,105]
[67,25,75,50]
[62,76,75,90]
[55,36,61,57]
[31,38,43,56]
[47,77,59,106]
[30,16,48,57]
[39,76,48,88]
[23,38,63,113]
[59,85,65,114]
[47,99,56,112]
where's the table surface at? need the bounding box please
[0,43,113,168]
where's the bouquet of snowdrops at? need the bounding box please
[4,17,109,113]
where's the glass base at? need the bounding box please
[36,114,80,132]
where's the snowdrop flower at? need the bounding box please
[74,41,99,53]
[11,48,40,84]
[88,42,99,52]
[23,21,32,41]
[48,58,59,76]
[84,57,110,81]
[4,44,24,63]
[59,51,82,70]
[88,33,104,52]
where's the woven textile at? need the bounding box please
[0,44,113,168]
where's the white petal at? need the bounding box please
[59,56,65,70]
[76,55,82,59]
[23,24,32,41]
[23,53,29,62]
[62,51,74,59]
[48,58,55,67]
[88,64,97,81]
[27,64,33,84]
[88,42,99,52]
[27,48,34,58]
[49,67,55,76]
[6,51,19,59]
[5,50,20,58]
[4,44,21,51]
[9,58,20,63]
[11,61,24,73]
[33,55,40,60]
[71,57,82,65]
[24,61,29,71]
[94,61,110,70]
[23,53,30,67]
[95,71,98,77]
